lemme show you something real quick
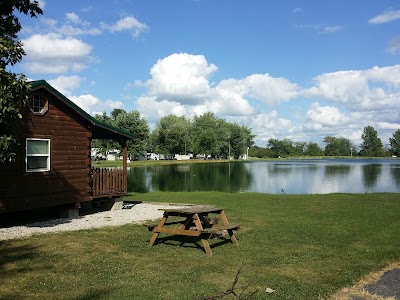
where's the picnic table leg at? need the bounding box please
[176,214,195,247]
[178,214,194,230]
[149,213,168,247]
[193,213,213,255]
[219,210,239,246]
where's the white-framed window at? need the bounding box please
[26,138,50,172]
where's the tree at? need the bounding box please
[249,145,272,158]
[304,142,324,156]
[227,123,254,159]
[0,0,43,163]
[93,109,149,160]
[267,138,295,158]
[293,142,306,156]
[113,110,149,159]
[152,115,191,155]
[323,136,353,156]
[152,113,254,159]
[191,112,225,158]
[110,108,125,121]
[389,129,400,156]
[92,112,119,156]
[359,126,384,157]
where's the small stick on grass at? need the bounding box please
[200,262,258,299]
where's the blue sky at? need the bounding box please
[14,0,400,147]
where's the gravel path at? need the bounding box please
[0,203,186,241]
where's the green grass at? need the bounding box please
[1,192,399,299]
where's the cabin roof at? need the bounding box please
[29,80,134,141]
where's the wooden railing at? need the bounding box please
[91,168,127,198]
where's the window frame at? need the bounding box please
[26,138,51,173]
[29,93,49,115]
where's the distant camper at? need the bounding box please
[147,153,159,160]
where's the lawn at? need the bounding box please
[1,192,399,299]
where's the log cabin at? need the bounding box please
[0,80,133,217]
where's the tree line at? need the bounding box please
[93,109,255,160]
[251,126,400,158]
[94,109,400,160]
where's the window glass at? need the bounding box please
[27,156,48,170]
[27,140,49,155]
[30,94,48,114]
[26,139,50,172]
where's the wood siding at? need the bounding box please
[0,88,92,213]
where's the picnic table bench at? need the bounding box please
[144,206,240,255]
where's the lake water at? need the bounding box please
[127,159,400,194]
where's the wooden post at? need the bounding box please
[121,140,128,193]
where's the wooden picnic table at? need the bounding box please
[144,206,240,255]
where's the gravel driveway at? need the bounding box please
[0,203,185,241]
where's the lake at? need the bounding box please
[127,159,400,194]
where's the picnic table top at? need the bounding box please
[159,206,224,214]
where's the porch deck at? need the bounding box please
[91,167,127,198]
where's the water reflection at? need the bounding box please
[362,164,381,191]
[127,159,400,194]
[391,166,400,186]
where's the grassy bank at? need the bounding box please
[1,192,399,299]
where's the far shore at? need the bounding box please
[92,155,399,168]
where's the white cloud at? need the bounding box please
[377,122,400,130]
[37,0,45,9]
[217,74,299,105]
[320,26,343,34]
[241,111,293,145]
[145,53,217,104]
[304,65,400,112]
[48,75,82,96]
[70,94,99,114]
[136,53,302,122]
[57,12,102,36]
[368,9,400,24]
[57,24,102,36]
[366,65,400,86]
[295,24,343,34]
[305,70,368,103]
[104,100,124,110]
[22,33,93,73]
[211,85,255,115]
[104,16,149,38]
[40,17,57,27]
[136,96,191,124]
[70,94,123,115]
[306,102,349,126]
[36,13,146,38]
[387,36,400,55]
[65,12,81,24]
[292,8,303,14]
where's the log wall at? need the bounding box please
[0,88,92,213]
